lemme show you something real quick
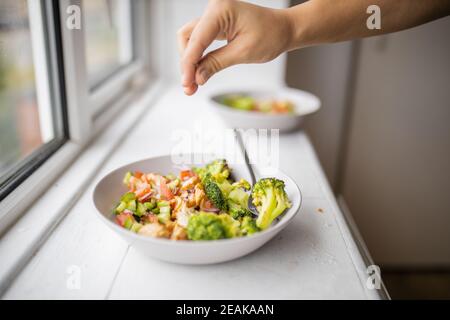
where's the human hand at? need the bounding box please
[177,0,293,95]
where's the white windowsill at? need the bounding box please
[0,83,386,299]
[0,80,165,294]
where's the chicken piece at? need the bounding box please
[171,224,188,240]
[187,191,196,207]
[179,189,196,208]
[141,213,159,224]
[174,208,192,228]
[194,184,205,207]
[138,222,170,238]
[180,176,199,191]
[171,197,183,219]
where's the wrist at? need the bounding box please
[283,3,311,50]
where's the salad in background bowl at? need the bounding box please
[92,155,301,264]
[210,87,321,132]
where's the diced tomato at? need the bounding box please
[180,170,195,181]
[159,179,174,200]
[128,176,139,192]
[116,212,133,227]
[134,171,143,179]
[135,182,150,196]
[140,174,149,183]
[138,190,153,202]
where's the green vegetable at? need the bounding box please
[136,202,146,217]
[203,173,228,211]
[228,200,252,220]
[240,216,260,236]
[144,200,156,210]
[165,173,176,180]
[126,200,137,212]
[115,201,127,214]
[217,178,232,196]
[228,188,250,209]
[231,178,251,191]
[151,207,160,214]
[131,222,143,233]
[121,192,136,202]
[167,179,180,190]
[187,212,241,240]
[123,216,134,230]
[259,101,272,113]
[157,200,170,207]
[223,96,254,111]
[252,178,291,230]
[123,172,132,185]
[194,159,230,182]
[158,206,171,224]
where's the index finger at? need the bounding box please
[181,12,221,89]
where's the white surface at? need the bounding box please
[2,86,381,299]
[209,87,321,132]
[0,82,164,295]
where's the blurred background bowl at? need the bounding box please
[209,86,321,132]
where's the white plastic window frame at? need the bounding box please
[0,0,151,235]
[61,0,150,140]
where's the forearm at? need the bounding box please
[285,0,450,49]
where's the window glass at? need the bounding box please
[0,0,57,183]
[83,0,134,88]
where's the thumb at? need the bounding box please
[195,42,241,85]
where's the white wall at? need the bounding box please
[341,17,450,267]
[286,41,355,189]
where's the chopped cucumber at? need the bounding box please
[158,206,171,224]
[136,202,146,217]
[121,192,136,202]
[130,222,143,233]
[127,200,137,212]
[144,201,156,210]
[151,207,160,214]
[123,217,134,230]
[165,173,176,180]
[115,201,127,214]
[123,172,132,185]
[157,200,170,207]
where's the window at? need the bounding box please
[0,0,149,232]
[83,0,134,89]
[0,0,66,199]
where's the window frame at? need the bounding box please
[68,0,149,118]
[0,0,152,235]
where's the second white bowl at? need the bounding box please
[210,86,321,132]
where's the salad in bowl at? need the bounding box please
[93,155,301,264]
[114,159,292,241]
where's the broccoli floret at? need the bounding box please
[194,159,230,182]
[252,178,292,230]
[187,212,241,240]
[240,216,260,236]
[228,200,252,220]
[206,159,230,182]
[231,178,251,191]
[228,188,250,209]
[203,173,228,211]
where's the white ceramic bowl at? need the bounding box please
[92,155,302,264]
[210,87,321,132]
